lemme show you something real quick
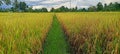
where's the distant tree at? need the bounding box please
[115,3,120,11]
[41,8,48,12]
[4,8,11,12]
[97,2,103,11]
[88,6,97,12]
[75,6,78,12]
[81,8,87,12]
[103,3,108,11]
[117,3,120,11]
[65,7,69,12]
[0,8,2,12]
[52,6,68,12]
[71,7,78,12]
[60,6,66,12]
[54,8,61,12]
[108,2,115,11]
[114,2,119,11]
[114,2,120,11]
[50,8,55,12]
[11,7,14,11]
[27,6,33,12]
[52,6,79,12]
[19,2,28,12]
[13,0,19,12]
[32,8,48,12]
[71,8,74,12]
[33,9,41,12]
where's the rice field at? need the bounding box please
[57,12,120,54]
[0,13,53,54]
[0,12,120,54]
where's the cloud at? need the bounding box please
[1,0,120,10]
[28,0,119,11]
[103,0,120,4]
[22,0,71,10]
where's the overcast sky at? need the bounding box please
[1,0,120,10]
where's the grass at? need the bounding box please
[57,12,120,54]
[0,13,53,54]
[43,15,70,54]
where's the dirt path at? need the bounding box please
[43,15,70,54]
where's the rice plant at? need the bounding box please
[57,12,120,54]
[0,13,53,54]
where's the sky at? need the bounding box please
[0,0,120,11]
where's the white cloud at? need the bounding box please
[32,6,44,9]
[19,0,120,10]
[103,0,120,4]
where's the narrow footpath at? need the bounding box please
[43,15,70,54]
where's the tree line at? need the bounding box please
[0,0,120,12]
[0,0,48,12]
[50,2,120,12]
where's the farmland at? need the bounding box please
[57,12,120,54]
[0,1,120,54]
[0,13,53,54]
[0,12,120,54]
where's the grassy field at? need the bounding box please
[57,12,120,54]
[0,13,53,54]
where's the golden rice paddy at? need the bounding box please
[0,13,53,54]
